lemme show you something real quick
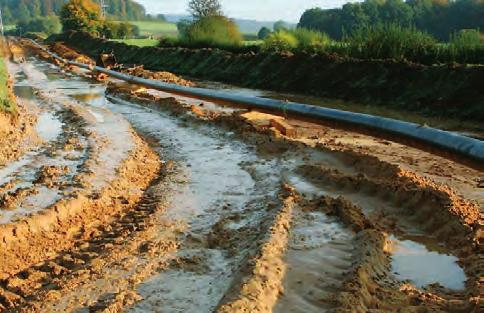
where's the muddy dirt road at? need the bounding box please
[0,42,481,312]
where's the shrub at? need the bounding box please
[181,15,242,47]
[257,27,272,40]
[450,29,482,49]
[447,29,483,64]
[103,21,140,39]
[344,24,437,61]
[262,30,298,52]
[293,28,331,52]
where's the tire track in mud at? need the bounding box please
[273,203,355,312]
[5,43,481,312]
[0,108,88,225]
[106,89,478,312]
[0,57,160,310]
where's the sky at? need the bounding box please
[135,0,361,22]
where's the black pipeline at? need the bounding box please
[28,39,484,162]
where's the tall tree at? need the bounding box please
[17,1,31,21]
[2,7,13,24]
[274,20,290,31]
[60,0,103,35]
[188,0,222,20]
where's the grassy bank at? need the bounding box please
[110,38,159,47]
[56,31,484,122]
[0,56,14,113]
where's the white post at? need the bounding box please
[100,0,108,19]
[0,7,4,37]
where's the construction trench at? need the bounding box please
[0,39,482,312]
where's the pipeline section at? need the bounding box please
[28,39,484,162]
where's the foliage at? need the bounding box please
[257,24,483,64]
[181,15,242,47]
[262,30,299,52]
[103,21,140,39]
[144,14,167,22]
[450,29,482,49]
[103,0,146,20]
[16,16,62,36]
[293,28,331,52]
[60,0,103,35]
[261,28,331,53]
[448,29,483,62]
[188,0,222,20]
[177,20,192,39]
[257,27,272,39]
[298,0,484,41]
[273,20,290,31]
[343,24,437,60]
[1,0,147,25]
[0,58,14,113]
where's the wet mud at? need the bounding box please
[0,39,480,313]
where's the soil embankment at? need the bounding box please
[52,31,484,122]
[0,42,39,167]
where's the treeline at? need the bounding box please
[1,0,147,24]
[299,0,484,41]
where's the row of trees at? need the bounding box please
[298,0,483,41]
[257,21,293,40]
[16,16,62,36]
[1,0,147,25]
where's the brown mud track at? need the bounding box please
[0,39,481,312]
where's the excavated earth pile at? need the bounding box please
[0,39,481,313]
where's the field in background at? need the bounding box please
[127,21,178,38]
[110,38,159,47]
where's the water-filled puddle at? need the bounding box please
[14,85,36,100]
[389,236,466,290]
[36,112,63,142]
[72,92,104,105]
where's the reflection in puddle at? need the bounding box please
[14,85,36,100]
[36,112,63,142]
[72,92,103,103]
[389,236,466,290]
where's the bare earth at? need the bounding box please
[0,39,481,313]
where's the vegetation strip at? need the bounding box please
[51,31,484,122]
[29,39,484,163]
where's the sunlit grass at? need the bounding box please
[110,38,159,47]
[121,21,178,38]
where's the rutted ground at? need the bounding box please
[0,39,480,312]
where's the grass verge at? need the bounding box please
[110,38,159,47]
[0,56,15,113]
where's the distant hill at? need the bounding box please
[1,0,147,24]
[164,14,295,35]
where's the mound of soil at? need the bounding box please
[54,31,484,122]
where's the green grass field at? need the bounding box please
[110,38,159,47]
[126,21,178,38]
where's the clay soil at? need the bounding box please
[0,39,481,313]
